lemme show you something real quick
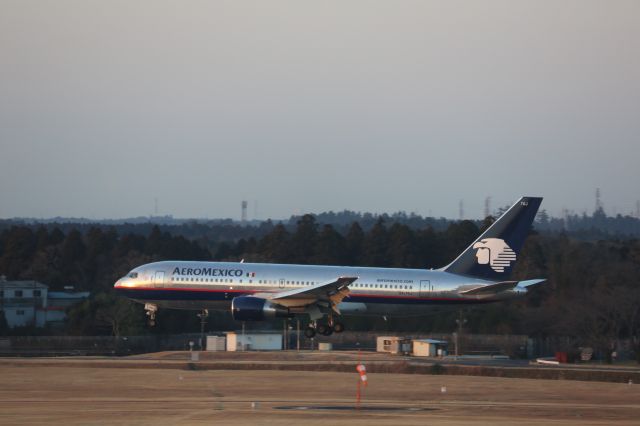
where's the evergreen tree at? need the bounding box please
[290,214,318,263]
[313,224,347,265]
[362,219,389,267]
[345,222,365,265]
[257,224,291,263]
[387,223,418,268]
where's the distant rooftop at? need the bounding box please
[0,278,47,289]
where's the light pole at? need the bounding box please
[454,310,467,358]
[197,309,209,351]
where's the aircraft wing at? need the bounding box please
[253,276,357,312]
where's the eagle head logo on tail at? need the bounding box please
[472,238,516,272]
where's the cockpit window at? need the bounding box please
[128,272,138,279]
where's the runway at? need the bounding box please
[1,362,639,425]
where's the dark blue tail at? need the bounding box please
[444,196,542,280]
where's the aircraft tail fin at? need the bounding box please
[443,196,542,280]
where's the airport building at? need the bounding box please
[0,276,89,329]
[376,336,413,354]
[225,331,283,351]
[412,338,448,357]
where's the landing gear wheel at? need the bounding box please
[144,303,158,327]
[318,324,333,336]
[304,327,316,338]
[333,322,345,333]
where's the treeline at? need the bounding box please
[1,216,639,361]
[3,207,640,247]
[0,226,209,291]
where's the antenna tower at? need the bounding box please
[595,188,603,212]
[241,201,248,222]
[484,196,491,218]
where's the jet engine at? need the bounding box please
[231,296,290,321]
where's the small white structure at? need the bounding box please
[318,342,333,351]
[225,332,282,351]
[412,339,448,357]
[376,336,412,354]
[206,336,226,351]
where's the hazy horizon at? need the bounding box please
[1,1,639,220]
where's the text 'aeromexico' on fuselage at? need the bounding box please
[114,197,545,330]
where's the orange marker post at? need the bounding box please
[356,362,367,410]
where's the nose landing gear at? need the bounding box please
[144,303,158,327]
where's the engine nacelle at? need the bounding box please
[231,296,290,321]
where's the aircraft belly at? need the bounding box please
[336,302,367,314]
[340,302,458,318]
[134,299,231,311]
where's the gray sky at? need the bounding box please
[1,0,639,220]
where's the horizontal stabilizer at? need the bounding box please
[459,281,519,296]
[515,279,546,289]
[460,278,547,296]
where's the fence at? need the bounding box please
[0,333,203,356]
[1,332,636,361]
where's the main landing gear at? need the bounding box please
[304,317,346,338]
[145,303,158,327]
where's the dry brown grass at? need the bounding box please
[1,361,640,425]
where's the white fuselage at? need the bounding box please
[114,260,524,317]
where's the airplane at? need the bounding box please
[114,196,545,338]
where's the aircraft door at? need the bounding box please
[153,271,165,288]
[419,280,433,297]
[279,278,285,289]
